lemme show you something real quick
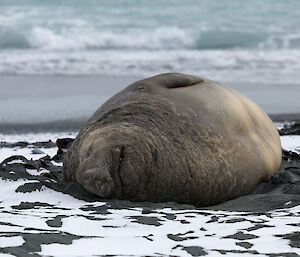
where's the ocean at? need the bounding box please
[0,0,300,128]
[1,0,300,84]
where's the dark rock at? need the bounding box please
[276,232,300,248]
[33,141,56,148]
[167,234,186,242]
[267,253,300,257]
[56,138,74,149]
[246,224,275,232]
[1,232,84,257]
[46,215,67,228]
[225,218,248,223]
[0,141,28,148]
[143,234,154,241]
[80,204,111,215]
[15,182,43,193]
[206,215,219,223]
[224,231,259,240]
[0,221,23,228]
[236,242,253,249]
[181,246,208,256]
[280,122,300,135]
[31,149,45,155]
[287,223,300,227]
[52,138,74,163]
[12,202,54,210]
[216,249,259,255]
[167,231,197,242]
[204,234,216,237]
[142,207,153,214]
[128,216,163,226]
[180,220,190,224]
[163,213,176,220]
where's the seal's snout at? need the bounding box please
[75,142,124,198]
[77,167,115,198]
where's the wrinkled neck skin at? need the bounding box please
[62,99,171,202]
[63,93,184,201]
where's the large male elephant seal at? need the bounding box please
[63,73,281,206]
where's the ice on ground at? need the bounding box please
[280,135,300,153]
[0,131,77,163]
[0,236,25,248]
[0,132,77,144]
[0,129,300,256]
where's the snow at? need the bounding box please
[0,132,77,144]
[0,236,25,248]
[280,135,300,153]
[0,128,300,256]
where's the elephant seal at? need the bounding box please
[62,73,281,206]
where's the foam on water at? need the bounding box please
[0,0,300,84]
[26,26,195,50]
[0,49,299,84]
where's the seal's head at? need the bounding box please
[70,124,153,201]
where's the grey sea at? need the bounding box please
[0,0,300,130]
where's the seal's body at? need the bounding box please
[63,73,281,206]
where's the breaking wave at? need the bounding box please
[0,0,300,83]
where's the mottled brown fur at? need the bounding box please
[62,73,281,206]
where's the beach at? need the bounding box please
[1,121,300,256]
[1,72,300,257]
[1,0,300,255]
[0,75,299,134]
[1,75,300,256]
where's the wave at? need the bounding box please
[28,26,195,50]
[0,28,30,49]
[0,26,195,51]
[1,26,300,51]
[0,0,299,83]
[196,30,266,49]
[0,48,299,84]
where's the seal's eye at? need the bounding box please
[138,85,147,92]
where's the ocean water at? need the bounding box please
[1,0,300,84]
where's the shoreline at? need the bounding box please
[0,114,299,134]
[0,74,299,133]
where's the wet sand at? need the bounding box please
[0,75,299,130]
